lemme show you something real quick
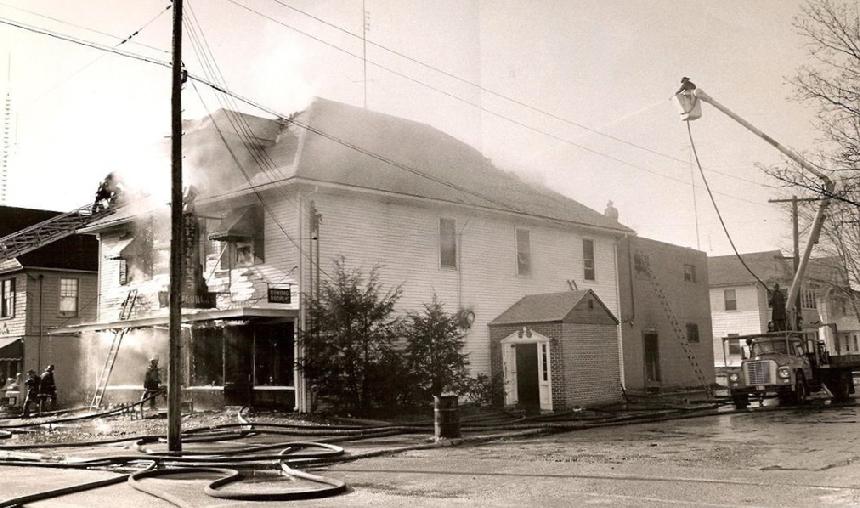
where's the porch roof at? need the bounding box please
[47,306,298,335]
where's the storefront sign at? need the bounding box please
[267,287,291,304]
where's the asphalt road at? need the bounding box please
[4,404,860,507]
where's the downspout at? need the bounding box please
[38,274,43,372]
[294,192,305,413]
[613,239,625,391]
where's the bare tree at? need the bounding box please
[765,0,860,302]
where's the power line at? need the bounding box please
[0,1,167,54]
[1,13,766,210]
[223,0,770,208]
[266,0,774,191]
[687,121,769,290]
[23,3,172,108]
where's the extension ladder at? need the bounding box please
[89,290,138,409]
[0,204,112,261]
[638,256,713,399]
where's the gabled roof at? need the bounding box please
[708,249,848,287]
[708,250,789,287]
[0,206,98,272]
[160,97,632,235]
[489,289,618,325]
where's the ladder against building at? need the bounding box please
[637,254,714,399]
[90,289,138,409]
[0,204,112,261]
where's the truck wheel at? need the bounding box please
[732,393,749,410]
[794,371,808,404]
[830,374,851,403]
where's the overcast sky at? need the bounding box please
[0,0,823,256]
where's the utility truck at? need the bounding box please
[674,78,857,409]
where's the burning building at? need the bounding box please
[53,98,634,412]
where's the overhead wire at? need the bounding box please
[223,0,770,208]
[0,13,763,211]
[0,0,167,54]
[23,3,172,110]
[266,0,773,191]
[686,121,770,290]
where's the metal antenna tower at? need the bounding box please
[1,54,11,205]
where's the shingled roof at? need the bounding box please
[161,98,632,235]
[490,289,618,325]
[0,206,98,272]
[708,250,847,287]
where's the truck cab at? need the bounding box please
[724,332,820,408]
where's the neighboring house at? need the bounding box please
[0,206,98,403]
[617,236,715,393]
[708,250,845,372]
[57,98,634,411]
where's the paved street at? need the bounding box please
[0,404,858,507]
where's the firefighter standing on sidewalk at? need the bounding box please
[21,370,41,418]
[40,364,57,411]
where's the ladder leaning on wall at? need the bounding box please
[636,254,713,399]
[89,289,138,409]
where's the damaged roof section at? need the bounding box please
[185,98,633,235]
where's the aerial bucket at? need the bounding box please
[674,91,702,121]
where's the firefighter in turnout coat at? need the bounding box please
[141,358,162,410]
[22,370,41,418]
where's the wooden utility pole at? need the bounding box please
[769,195,822,313]
[168,0,184,452]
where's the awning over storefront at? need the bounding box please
[0,337,23,361]
[208,207,261,241]
[47,307,298,335]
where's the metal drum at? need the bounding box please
[433,395,460,439]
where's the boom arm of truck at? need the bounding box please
[675,83,835,330]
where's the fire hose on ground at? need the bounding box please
[1,398,849,506]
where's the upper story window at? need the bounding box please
[118,259,129,286]
[802,288,817,309]
[59,278,79,317]
[113,224,154,282]
[439,218,457,269]
[1,278,14,318]
[724,289,737,311]
[583,238,595,281]
[684,264,696,282]
[727,333,741,355]
[210,206,265,270]
[516,229,531,276]
[685,323,700,343]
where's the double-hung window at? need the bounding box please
[440,218,457,269]
[583,239,595,281]
[0,278,14,318]
[59,278,79,317]
[724,289,737,311]
[516,229,531,276]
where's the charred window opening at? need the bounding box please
[190,328,224,386]
[254,324,294,386]
[209,206,265,270]
[118,259,128,286]
[113,223,154,282]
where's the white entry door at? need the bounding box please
[501,330,553,412]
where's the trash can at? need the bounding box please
[434,394,460,439]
